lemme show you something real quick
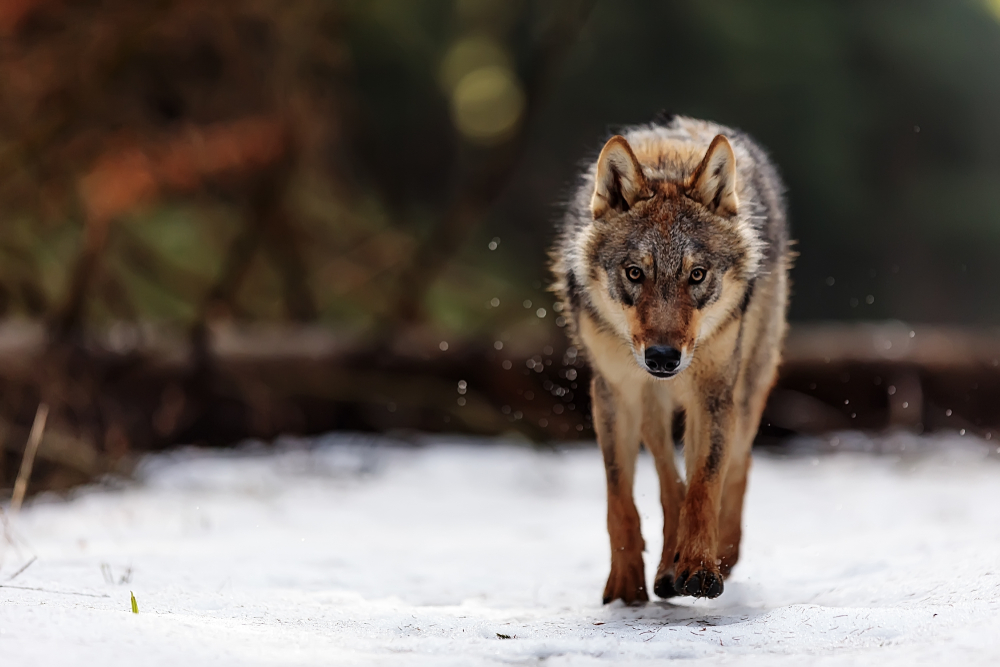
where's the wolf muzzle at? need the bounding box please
[643,345,682,378]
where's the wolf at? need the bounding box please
[551,114,791,602]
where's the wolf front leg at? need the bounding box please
[673,380,736,599]
[640,383,685,599]
[591,373,647,604]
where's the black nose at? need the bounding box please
[644,345,682,375]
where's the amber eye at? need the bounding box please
[690,267,707,284]
[626,266,644,283]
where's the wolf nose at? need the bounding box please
[644,346,682,374]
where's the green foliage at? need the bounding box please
[1,0,1000,335]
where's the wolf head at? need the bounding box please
[582,133,762,379]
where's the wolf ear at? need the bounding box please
[688,135,738,216]
[591,135,652,219]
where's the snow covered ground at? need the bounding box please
[2,433,1000,666]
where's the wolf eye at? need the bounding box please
[626,266,644,283]
[689,267,707,284]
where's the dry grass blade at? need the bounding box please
[5,555,36,581]
[0,583,109,598]
[10,403,49,515]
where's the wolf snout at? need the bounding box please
[644,345,682,377]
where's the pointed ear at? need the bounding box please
[688,135,738,216]
[591,135,652,219]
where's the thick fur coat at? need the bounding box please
[551,114,791,602]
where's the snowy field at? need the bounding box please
[2,434,1000,666]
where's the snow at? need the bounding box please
[2,433,1000,666]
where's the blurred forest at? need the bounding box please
[2,0,1000,491]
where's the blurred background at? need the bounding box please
[2,0,1000,492]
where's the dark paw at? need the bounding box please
[602,583,648,605]
[673,568,724,599]
[653,575,679,599]
[602,559,649,605]
[602,581,648,605]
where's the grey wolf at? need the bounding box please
[551,114,791,602]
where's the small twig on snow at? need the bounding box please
[0,583,109,598]
[5,555,36,581]
[10,403,49,515]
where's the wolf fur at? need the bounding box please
[551,115,791,603]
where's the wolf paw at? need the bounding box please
[673,566,724,599]
[653,573,679,599]
[603,558,649,605]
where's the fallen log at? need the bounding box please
[0,320,996,494]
